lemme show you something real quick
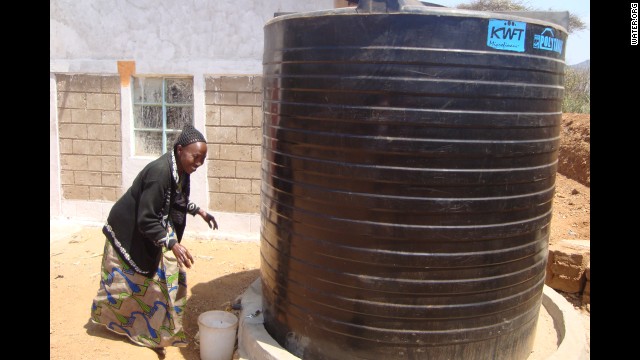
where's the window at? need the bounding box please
[132,77,194,156]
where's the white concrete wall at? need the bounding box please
[50,0,334,233]
[50,0,335,74]
[50,73,61,218]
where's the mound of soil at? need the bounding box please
[558,113,590,187]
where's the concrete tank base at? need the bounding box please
[237,279,588,360]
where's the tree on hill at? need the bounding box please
[456,0,586,33]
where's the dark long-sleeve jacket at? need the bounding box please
[102,151,199,275]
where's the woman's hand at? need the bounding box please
[171,243,194,269]
[199,209,219,230]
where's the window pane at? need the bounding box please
[166,78,193,104]
[133,77,163,103]
[166,130,182,153]
[134,130,162,156]
[166,106,193,130]
[134,105,163,129]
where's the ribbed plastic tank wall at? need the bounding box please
[260,1,567,359]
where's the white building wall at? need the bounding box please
[50,73,61,218]
[50,0,334,75]
[50,0,335,233]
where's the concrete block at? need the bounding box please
[101,141,121,156]
[211,192,236,212]
[208,126,237,144]
[236,194,260,213]
[101,110,121,125]
[60,170,74,185]
[75,171,102,186]
[57,74,101,93]
[205,105,221,125]
[237,127,261,145]
[220,178,252,193]
[56,74,73,91]
[71,109,103,124]
[546,274,585,294]
[208,177,221,192]
[221,106,253,126]
[251,180,261,195]
[219,144,252,161]
[101,76,120,94]
[236,162,261,180]
[550,263,584,278]
[60,154,88,170]
[87,93,116,110]
[205,76,222,91]
[100,156,117,172]
[58,108,72,123]
[252,108,264,127]
[87,124,118,141]
[87,156,102,171]
[251,146,262,161]
[58,91,87,109]
[73,140,103,155]
[545,240,590,294]
[209,160,235,178]
[101,173,122,187]
[238,93,262,106]
[58,92,87,109]
[221,76,252,92]
[59,124,87,140]
[208,92,237,105]
[250,76,263,92]
[207,144,220,159]
[62,185,90,200]
[59,139,73,153]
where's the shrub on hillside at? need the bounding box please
[563,66,590,114]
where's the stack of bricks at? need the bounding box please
[57,74,122,202]
[545,240,590,304]
[204,75,263,213]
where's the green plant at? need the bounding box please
[562,66,590,114]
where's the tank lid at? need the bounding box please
[266,0,568,34]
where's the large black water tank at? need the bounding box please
[260,1,568,359]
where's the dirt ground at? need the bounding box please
[50,114,590,360]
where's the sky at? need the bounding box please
[428,0,590,65]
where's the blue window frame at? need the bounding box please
[132,77,194,156]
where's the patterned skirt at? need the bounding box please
[90,238,188,348]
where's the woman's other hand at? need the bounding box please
[171,243,194,269]
[199,209,219,230]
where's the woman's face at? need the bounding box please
[176,142,207,175]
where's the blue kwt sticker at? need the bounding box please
[487,19,526,52]
[533,28,564,54]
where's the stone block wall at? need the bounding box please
[545,240,590,304]
[57,75,122,202]
[205,75,263,213]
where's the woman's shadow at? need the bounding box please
[84,269,261,360]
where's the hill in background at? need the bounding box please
[570,59,590,70]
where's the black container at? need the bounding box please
[260,1,567,359]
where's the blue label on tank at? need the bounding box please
[533,27,564,54]
[487,19,526,52]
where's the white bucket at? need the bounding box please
[198,310,239,360]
